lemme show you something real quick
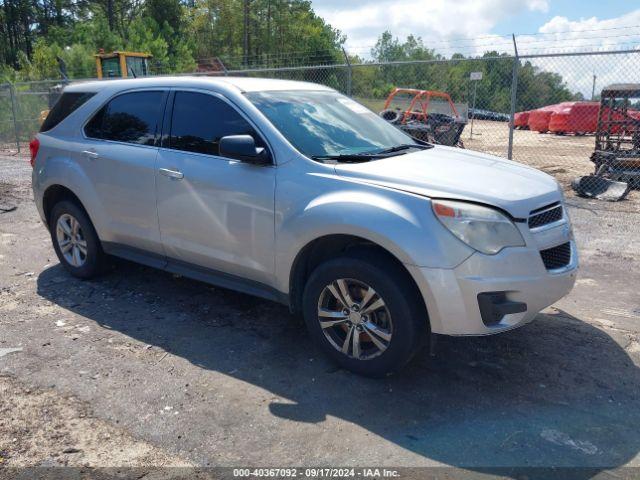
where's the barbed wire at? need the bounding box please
[200,25,640,68]
[351,27,640,50]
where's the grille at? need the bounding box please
[540,242,571,270]
[529,203,563,229]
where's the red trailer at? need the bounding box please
[528,103,572,133]
[626,109,640,121]
[514,111,530,129]
[549,102,600,135]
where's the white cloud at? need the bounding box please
[527,0,549,13]
[312,1,640,97]
[516,10,640,96]
[313,0,550,53]
[518,9,640,53]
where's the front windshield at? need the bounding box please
[246,90,418,158]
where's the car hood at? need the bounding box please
[333,145,562,219]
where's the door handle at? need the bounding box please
[82,150,99,160]
[159,167,184,180]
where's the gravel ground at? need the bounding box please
[0,375,192,468]
[1,153,639,477]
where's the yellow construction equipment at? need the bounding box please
[39,50,153,125]
[95,50,152,79]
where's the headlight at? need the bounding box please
[432,200,525,254]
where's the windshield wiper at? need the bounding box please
[311,143,432,163]
[311,152,383,163]
[370,143,433,155]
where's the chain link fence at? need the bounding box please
[512,51,640,204]
[2,49,639,207]
[0,83,20,152]
[0,79,73,153]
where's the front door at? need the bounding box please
[155,90,276,286]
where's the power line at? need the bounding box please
[514,23,640,37]
[343,24,640,49]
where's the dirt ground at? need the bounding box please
[1,153,640,478]
[0,375,192,468]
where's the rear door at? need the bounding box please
[155,90,276,286]
[81,89,168,258]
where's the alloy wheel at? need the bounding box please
[317,278,393,360]
[56,213,88,267]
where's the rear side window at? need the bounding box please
[85,91,165,146]
[169,91,265,155]
[40,92,96,132]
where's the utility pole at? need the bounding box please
[106,0,114,31]
[591,74,597,100]
[266,0,272,63]
[243,0,250,67]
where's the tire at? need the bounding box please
[49,200,106,279]
[302,253,428,377]
[379,109,401,124]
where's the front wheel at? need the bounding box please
[302,254,427,376]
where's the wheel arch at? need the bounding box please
[288,234,429,329]
[42,184,91,228]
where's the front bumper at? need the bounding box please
[407,220,578,336]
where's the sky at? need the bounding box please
[310,0,640,96]
[311,0,640,57]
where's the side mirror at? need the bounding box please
[219,135,270,165]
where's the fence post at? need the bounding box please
[342,47,352,97]
[507,34,519,160]
[9,84,20,153]
[218,57,229,77]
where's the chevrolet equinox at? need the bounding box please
[31,77,578,376]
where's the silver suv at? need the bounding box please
[31,77,578,376]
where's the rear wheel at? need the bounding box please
[302,254,427,376]
[49,200,106,279]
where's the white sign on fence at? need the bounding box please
[470,71,483,81]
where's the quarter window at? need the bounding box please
[40,92,96,132]
[85,91,164,145]
[169,91,265,156]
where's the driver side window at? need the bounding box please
[169,91,265,156]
